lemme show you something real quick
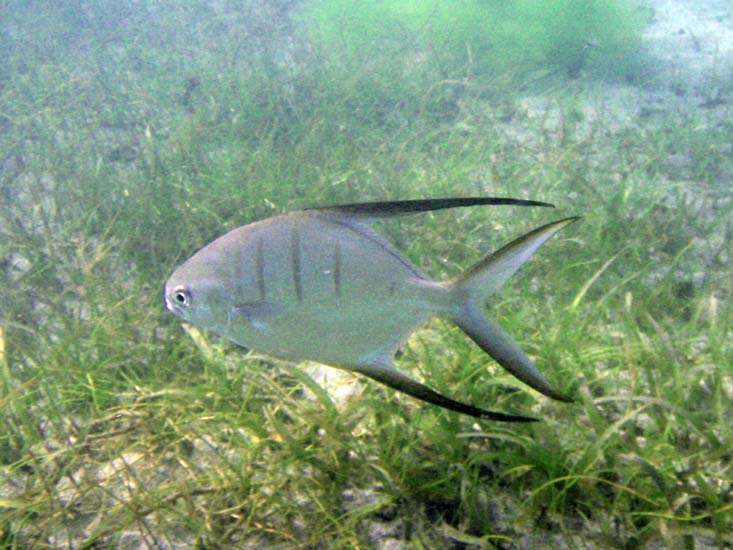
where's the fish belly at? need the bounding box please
[251,296,431,366]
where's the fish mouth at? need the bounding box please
[163,285,174,312]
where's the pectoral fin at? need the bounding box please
[352,361,537,422]
[230,302,285,329]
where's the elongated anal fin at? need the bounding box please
[352,362,538,422]
[308,196,554,219]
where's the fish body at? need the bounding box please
[165,198,578,421]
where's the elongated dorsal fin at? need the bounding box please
[307,197,553,219]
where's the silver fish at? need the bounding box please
[164,197,578,422]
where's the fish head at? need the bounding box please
[163,237,240,334]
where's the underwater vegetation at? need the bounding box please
[0,0,732,548]
[299,0,646,85]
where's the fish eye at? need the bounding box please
[173,287,191,307]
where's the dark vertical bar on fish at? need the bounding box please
[235,238,245,297]
[291,223,303,302]
[333,240,342,297]
[256,237,266,300]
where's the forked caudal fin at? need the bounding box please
[448,217,580,402]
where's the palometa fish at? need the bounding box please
[164,197,578,422]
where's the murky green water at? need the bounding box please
[1,1,731,547]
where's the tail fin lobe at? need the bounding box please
[450,217,579,300]
[453,304,573,402]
